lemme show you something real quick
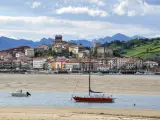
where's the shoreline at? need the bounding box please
[0,107,160,120]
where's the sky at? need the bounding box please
[0,0,160,41]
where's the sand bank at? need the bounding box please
[0,107,160,120]
[0,74,160,95]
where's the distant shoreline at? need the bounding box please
[0,72,160,75]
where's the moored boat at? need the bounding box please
[72,49,115,103]
[73,96,115,103]
[11,90,31,97]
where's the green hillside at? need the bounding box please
[122,42,160,58]
[103,38,160,60]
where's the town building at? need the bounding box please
[15,52,25,58]
[134,59,143,69]
[110,57,143,70]
[0,52,13,60]
[65,59,97,71]
[69,45,86,55]
[65,60,80,71]
[52,59,69,70]
[35,44,49,52]
[43,61,53,70]
[78,50,89,58]
[4,46,30,56]
[96,64,110,71]
[52,35,67,53]
[93,41,113,57]
[33,58,47,69]
[0,57,33,70]
[25,48,35,57]
[143,61,159,68]
[0,60,13,69]
[97,47,113,57]
[112,57,134,69]
[17,58,33,69]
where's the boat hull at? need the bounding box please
[11,93,28,97]
[11,92,31,97]
[73,97,114,103]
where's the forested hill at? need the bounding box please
[102,38,160,60]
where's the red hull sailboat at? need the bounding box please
[72,49,115,103]
[73,96,114,103]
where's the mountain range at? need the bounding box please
[0,37,53,50]
[67,33,145,47]
[0,33,145,50]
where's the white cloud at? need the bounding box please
[66,0,105,6]
[0,15,159,40]
[97,1,105,6]
[154,34,160,38]
[56,6,108,17]
[113,0,160,16]
[55,3,60,7]
[87,0,105,6]
[128,10,136,16]
[31,1,41,8]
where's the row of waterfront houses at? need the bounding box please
[0,56,158,71]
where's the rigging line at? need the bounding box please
[70,77,80,101]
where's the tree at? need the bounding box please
[72,54,77,59]
[97,53,103,58]
[153,40,159,46]
[35,51,43,57]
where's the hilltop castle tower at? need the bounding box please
[55,35,62,43]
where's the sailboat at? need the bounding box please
[72,49,115,103]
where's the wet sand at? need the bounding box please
[0,107,160,120]
[0,74,160,94]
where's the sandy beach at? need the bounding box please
[0,74,160,94]
[0,74,160,120]
[0,107,160,120]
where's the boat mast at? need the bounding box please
[89,48,91,96]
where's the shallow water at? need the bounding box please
[0,91,160,110]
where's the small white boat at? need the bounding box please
[11,90,31,97]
